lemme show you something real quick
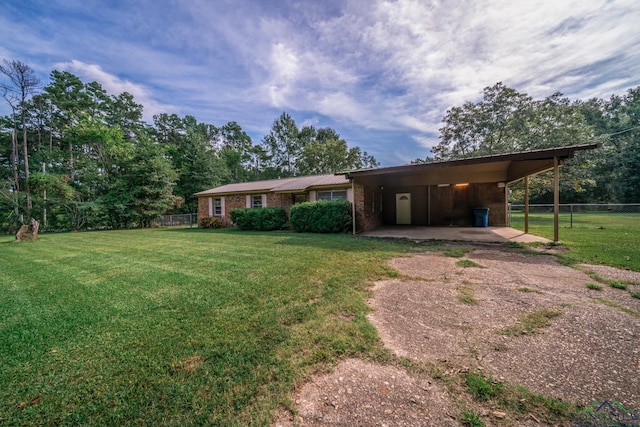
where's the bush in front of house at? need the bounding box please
[290,200,352,233]
[230,207,287,231]
[199,217,224,228]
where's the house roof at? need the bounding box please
[343,143,599,187]
[195,174,350,196]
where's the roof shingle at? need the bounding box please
[195,174,350,196]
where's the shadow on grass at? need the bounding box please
[163,227,413,253]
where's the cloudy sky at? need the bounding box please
[1,0,639,165]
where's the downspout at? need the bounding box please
[524,176,529,234]
[553,157,559,242]
[427,185,431,225]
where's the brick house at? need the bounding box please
[196,144,597,234]
[195,174,360,228]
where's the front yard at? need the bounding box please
[2,227,638,425]
[0,229,405,425]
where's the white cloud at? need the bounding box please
[54,60,177,120]
[315,92,372,125]
[262,42,300,107]
[2,0,639,165]
[411,134,438,151]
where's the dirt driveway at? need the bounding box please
[276,244,640,426]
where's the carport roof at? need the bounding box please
[344,143,599,185]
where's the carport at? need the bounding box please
[345,143,598,242]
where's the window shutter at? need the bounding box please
[309,191,316,201]
[208,197,213,217]
[262,194,267,207]
[346,188,353,202]
[221,196,225,216]
[246,195,251,208]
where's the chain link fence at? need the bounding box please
[509,204,640,228]
[157,213,197,227]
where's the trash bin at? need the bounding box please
[473,208,490,227]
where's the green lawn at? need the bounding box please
[2,223,638,425]
[0,229,408,426]
[509,211,640,271]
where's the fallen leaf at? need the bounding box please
[30,396,42,405]
[492,411,506,419]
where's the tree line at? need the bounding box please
[428,82,640,204]
[0,60,378,232]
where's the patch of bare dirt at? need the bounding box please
[275,359,458,427]
[275,246,640,426]
[170,355,204,373]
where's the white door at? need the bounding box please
[396,193,411,224]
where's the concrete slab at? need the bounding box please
[360,226,550,243]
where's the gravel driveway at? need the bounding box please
[276,244,640,426]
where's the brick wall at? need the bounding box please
[267,193,293,214]
[197,196,209,224]
[198,193,296,228]
[198,182,506,230]
[197,195,245,227]
[198,187,387,231]
[354,183,383,232]
[427,183,506,226]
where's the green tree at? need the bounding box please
[434,83,595,160]
[108,92,143,139]
[261,112,301,178]
[42,70,93,180]
[149,114,228,213]
[173,116,227,212]
[297,132,378,175]
[0,59,42,216]
[25,119,131,230]
[577,87,640,202]
[436,83,598,203]
[152,113,184,146]
[113,136,177,227]
[216,121,253,183]
[434,83,532,159]
[261,113,378,177]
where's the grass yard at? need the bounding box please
[509,211,640,271]
[0,229,408,426]
[2,221,638,425]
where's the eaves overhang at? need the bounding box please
[343,143,599,186]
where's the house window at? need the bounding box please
[317,190,348,201]
[213,198,222,216]
[293,194,306,204]
[252,195,263,208]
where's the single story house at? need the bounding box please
[196,143,598,237]
[195,174,353,227]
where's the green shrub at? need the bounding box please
[289,200,352,233]
[230,207,287,231]
[609,281,627,290]
[462,409,485,427]
[466,372,503,400]
[199,217,224,229]
[456,259,480,268]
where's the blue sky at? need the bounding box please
[1,0,639,166]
